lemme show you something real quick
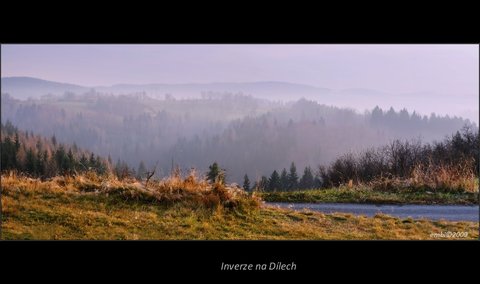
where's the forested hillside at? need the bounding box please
[1,91,474,182]
[0,121,109,178]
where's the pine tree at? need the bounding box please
[115,159,130,179]
[1,137,17,171]
[89,153,96,169]
[4,120,17,136]
[45,151,58,177]
[51,135,57,147]
[371,105,383,126]
[14,132,20,151]
[288,162,299,191]
[37,150,46,177]
[280,168,288,191]
[67,149,75,173]
[258,176,269,192]
[243,174,251,192]
[95,156,106,174]
[299,166,314,189]
[268,170,281,192]
[252,181,259,192]
[26,148,37,175]
[55,145,68,174]
[207,162,225,184]
[115,159,122,177]
[79,154,88,171]
[16,146,27,172]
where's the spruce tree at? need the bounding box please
[67,149,75,173]
[259,176,269,192]
[252,181,259,192]
[37,150,46,177]
[1,137,17,171]
[26,148,36,175]
[299,166,314,189]
[14,132,20,151]
[288,162,299,191]
[79,154,88,171]
[55,145,67,173]
[313,174,322,188]
[280,168,288,191]
[95,156,106,174]
[51,135,57,147]
[89,153,96,169]
[207,162,225,184]
[268,170,280,192]
[115,159,122,177]
[243,174,251,192]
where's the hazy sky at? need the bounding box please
[2,44,478,95]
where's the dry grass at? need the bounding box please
[1,172,478,240]
[1,170,260,211]
[2,171,478,240]
[410,160,477,193]
[1,191,477,240]
[367,161,477,193]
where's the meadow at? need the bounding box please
[1,172,477,240]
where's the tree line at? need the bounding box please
[241,162,321,192]
[1,120,108,178]
[2,120,477,192]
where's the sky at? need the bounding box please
[1,44,477,91]
[1,44,478,121]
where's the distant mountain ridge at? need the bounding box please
[1,77,90,99]
[1,77,331,100]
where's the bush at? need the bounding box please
[320,125,479,191]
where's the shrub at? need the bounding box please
[319,126,479,191]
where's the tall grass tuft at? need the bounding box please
[368,159,477,193]
[410,159,476,192]
[1,169,261,211]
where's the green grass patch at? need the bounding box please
[261,187,479,205]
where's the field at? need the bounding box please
[1,174,478,240]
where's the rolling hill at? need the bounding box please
[1,77,90,99]
[1,77,331,101]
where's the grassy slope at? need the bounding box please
[261,187,479,205]
[2,183,478,240]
